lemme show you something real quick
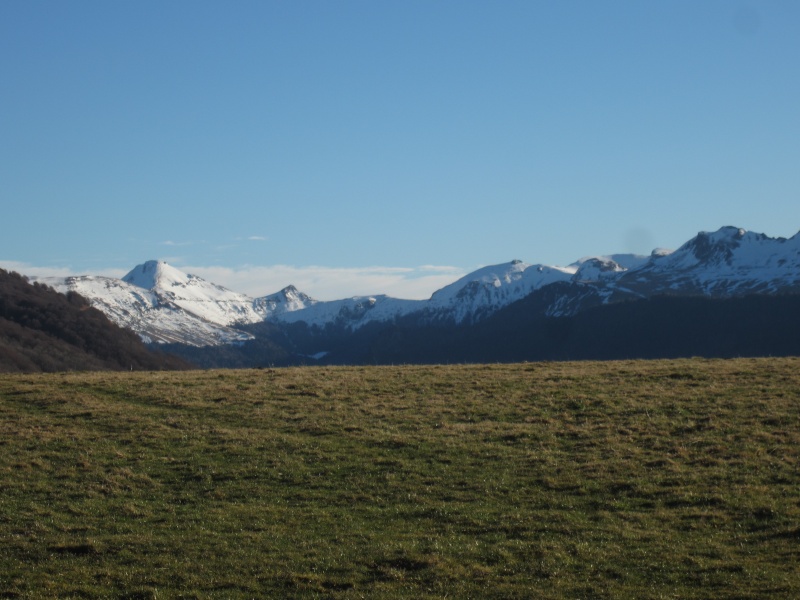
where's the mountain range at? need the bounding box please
[35,226,800,365]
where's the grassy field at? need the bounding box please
[1,358,798,599]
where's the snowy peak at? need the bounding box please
[120,260,267,329]
[430,260,566,302]
[648,226,800,270]
[253,285,318,317]
[279,285,315,305]
[123,260,238,300]
[678,226,751,266]
[123,260,189,290]
[38,274,253,346]
[123,259,248,302]
[424,260,576,323]
[271,293,423,328]
[572,258,627,282]
[617,226,800,296]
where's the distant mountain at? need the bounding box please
[40,261,262,346]
[0,269,189,372]
[614,226,800,297]
[253,285,317,317]
[33,226,800,363]
[420,260,576,324]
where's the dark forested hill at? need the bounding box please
[359,293,800,364]
[0,269,189,373]
[153,292,800,368]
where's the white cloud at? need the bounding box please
[0,261,127,280]
[1,260,466,300]
[417,264,467,273]
[184,264,466,300]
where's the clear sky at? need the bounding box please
[1,1,798,299]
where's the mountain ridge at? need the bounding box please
[33,226,800,349]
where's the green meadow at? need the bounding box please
[1,358,798,598]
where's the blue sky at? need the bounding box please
[2,1,798,299]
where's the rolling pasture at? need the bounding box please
[1,358,798,598]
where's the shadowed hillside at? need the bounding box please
[0,269,189,372]
[159,292,800,368]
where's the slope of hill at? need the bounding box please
[0,269,189,372]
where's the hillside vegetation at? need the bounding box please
[1,358,798,598]
[161,293,800,367]
[0,269,188,372]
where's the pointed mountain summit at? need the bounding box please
[37,270,255,347]
[121,260,266,327]
[40,260,319,345]
[123,260,194,290]
[123,260,245,303]
[253,285,318,317]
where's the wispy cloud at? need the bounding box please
[232,235,268,242]
[161,240,193,247]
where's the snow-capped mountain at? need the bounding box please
[40,269,256,346]
[270,294,424,328]
[615,226,800,297]
[33,227,800,347]
[267,226,800,326]
[253,285,317,317]
[122,260,265,326]
[420,260,577,323]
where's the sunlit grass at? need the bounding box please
[1,358,799,598]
